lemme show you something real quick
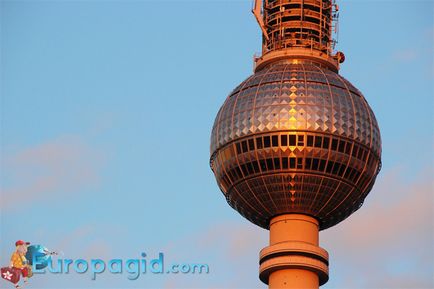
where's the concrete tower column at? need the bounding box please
[259,214,329,289]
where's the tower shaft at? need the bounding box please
[259,215,329,289]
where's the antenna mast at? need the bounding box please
[252,0,344,72]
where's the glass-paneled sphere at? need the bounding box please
[210,61,382,230]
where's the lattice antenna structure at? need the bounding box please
[252,0,345,72]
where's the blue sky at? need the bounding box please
[1,1,433,288]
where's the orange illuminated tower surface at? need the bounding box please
[209,1,382,288]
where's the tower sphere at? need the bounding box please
[210,60,382,230]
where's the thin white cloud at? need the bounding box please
[322,168,434,289]
[392,49,418,62]
[1,135,105,210]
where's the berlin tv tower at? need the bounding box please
[209,1,382,288]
